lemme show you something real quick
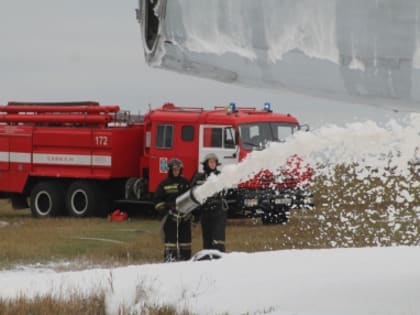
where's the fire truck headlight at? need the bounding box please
[274,198,292,206]
[244,198,258,207]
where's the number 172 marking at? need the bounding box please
[95,136,109,146]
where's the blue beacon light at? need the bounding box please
[263,102,272,112]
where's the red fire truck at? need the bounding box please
[0,101,313,223]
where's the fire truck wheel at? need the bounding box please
[30,181,65,218]
[66,181,98,218]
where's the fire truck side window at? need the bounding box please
[270,123,297,142]
[156,124,173,149]
[203,127,222,148]
[181,125,194,141]
[224,127,235,148]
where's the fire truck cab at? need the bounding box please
[137,102,313,223]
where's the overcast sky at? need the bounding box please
[0,0,406,128]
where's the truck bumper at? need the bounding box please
[226,187,314,223]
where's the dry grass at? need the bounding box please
[1,197,418,270]
[0,204,165,269]
[0,293,189,315]
[0,293,106,315]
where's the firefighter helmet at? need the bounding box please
[201,153,221,165]
[168,158,183,170]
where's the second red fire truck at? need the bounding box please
[0,101,313,224]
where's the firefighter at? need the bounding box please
[191,153,228,252]
[154,158,192,262]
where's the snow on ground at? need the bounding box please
[0,247,419,315]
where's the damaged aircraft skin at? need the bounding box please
[137,0,420,112]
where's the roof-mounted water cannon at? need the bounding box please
[299,124,311,132]
[263,102,272,112]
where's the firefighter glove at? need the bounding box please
[165,202,175,213]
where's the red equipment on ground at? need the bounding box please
[108,209,128,222]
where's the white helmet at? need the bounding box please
[202,153,221,165]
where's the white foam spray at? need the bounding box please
[194,114,420,206]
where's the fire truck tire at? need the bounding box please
[30,181,65,218]
[66,181,98,218]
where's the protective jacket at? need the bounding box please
[191,168,227,252]
[154,172,191,261]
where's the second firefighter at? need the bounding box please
[192,153,228,252]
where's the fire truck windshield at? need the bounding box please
[239,122,298,150]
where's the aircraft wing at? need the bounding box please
[137,0,420,112]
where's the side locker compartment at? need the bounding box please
[0,136,10,171]
[0,136,10,192]
[9,133,32,193]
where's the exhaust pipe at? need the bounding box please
[176,187,202,214]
